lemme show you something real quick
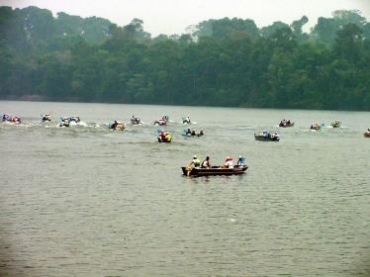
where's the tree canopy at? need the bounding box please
[1,6,370,110]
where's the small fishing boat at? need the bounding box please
[331,121,341,128]
[41,114,51,122]
[130,116,141,125]
[158,131,172,143]
[59,116,86,127]
[181,165,248,177]
[254,131,280,141]
[182,116,191,124]
[2,114,21,124]
[310,123,321,130]
[182,128,204,137]
[109,121,125,130]
[279,120,294,127]
[154,115,169,126]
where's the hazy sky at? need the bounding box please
[2,0,370,36]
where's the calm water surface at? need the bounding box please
[1,101,370,277]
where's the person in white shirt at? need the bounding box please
[201,156,211,168]
[223,157,234,168]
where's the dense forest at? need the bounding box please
[1,6,370,110]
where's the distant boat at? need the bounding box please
[158,132,172,143]
[182,116,191,124]
[181,165,248,177]
[254,131,280,141]
[310,123,321,131]
[154,115,169,126]
[130,116,141,125]
[59,116,83,127]
[331,121,341,128]
[41,114,51,122]
[182,128,204,137]
[279,120,294,128]
[2,114,21,124]
[109,121,125,130]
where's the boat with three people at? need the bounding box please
[182,128,204,137]
[2,114,21,124]
[254,131,280,141]
[279,119,294,128]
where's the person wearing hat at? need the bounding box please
[223,157,234,168]
[237,156,245,166]
[189,155,201,168]
[201,156,211,168]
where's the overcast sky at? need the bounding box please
[2,0,370,36]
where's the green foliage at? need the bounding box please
[0,6,370,110]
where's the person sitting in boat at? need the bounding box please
[59,117,69,127]
[237,156,245,166]
[198,130,205,136]
[159,130,166,140]
[11,116,21,123]
[155,116,167,126]
[189,155,201,168]
[111,120,118,129]
[201,156,211,168]
[162,115,169,122]
[223,157,234,168]
[191,129,196,136]
[2,114,11,121]
[271,132,279,140]
[159,130,171,142]
[69,116,80,123]
[131,115,140,124]
[183,116,191,124]
[165,133,172,142]
[42,114,51,122]
[186,128,192,135]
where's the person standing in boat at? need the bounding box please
[201,156,211,168]
[189,155,201,168]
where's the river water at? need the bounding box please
[0,101,370,277]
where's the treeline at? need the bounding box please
[1,6,370,110]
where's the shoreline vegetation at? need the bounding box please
[1,6,370,111]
